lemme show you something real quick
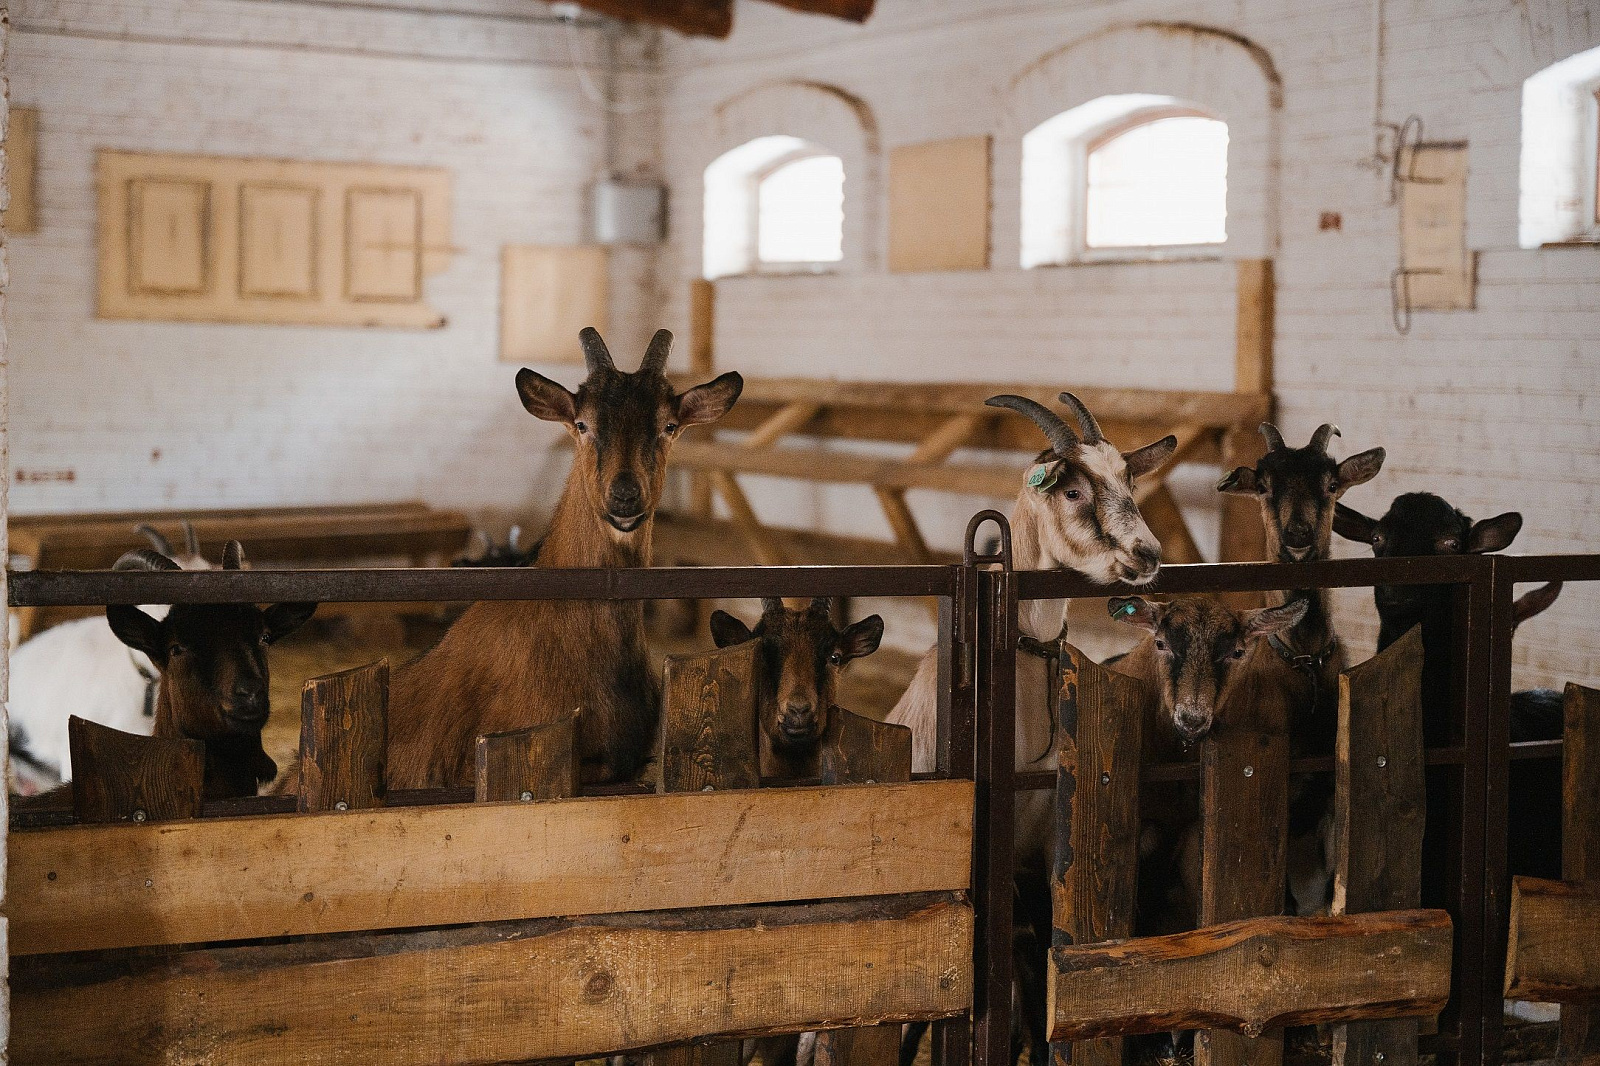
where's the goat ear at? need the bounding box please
[515,368,578,424]
[222,540,246,570]
[1243,598,1309,639]
[1333,503,1379,544]
[709,610,753,648]
[263,602,317,643]
[1124,435,1177,479]
[249,748,279,788]
[106,606,165,662]
[838,615,885,662]
[1513,581,1562,627]
[1108,596,1160,632]
[1217,466,1261,496]
[1334,447,1385,492]
[1467,511,1522,554]
[676,371,743,427]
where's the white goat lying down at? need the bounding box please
[7,523,210,791]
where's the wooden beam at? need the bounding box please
[678,441,1020,498]
[653,513,960,569]
[571,0,732,38]
[1504,877,1600,1004]
[909,412,985,463]
[1046,910,1453,1042]
[709,469,791,566]
[1132,423,1209,505]
[1139,485,1206,564]
[7,780,973,955]
[820,708,913,787]
[1332,626,1427,1066]
[875,487,932,563]
[744,400,822,448]
[755,0,874,22]
[689,278,715,377]
[13,893,974,1066]
[660,639,760,793]
[67,718,203,825]
[298,660,388,813]
[1218,423,1269,565]
[1235,259,1274,397]
[1561,682,1600,1059]
[474,716,579,803]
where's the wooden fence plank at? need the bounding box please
[298,660,387,813]
[1047,910,1453,1042]
[67,717,204,825]
[8,780,973,956]
[1562,682,1600,1061]
[474,715,579,803]
[660,640,761,792]
[13,893,974,1066]
[1332,627,1426,1066]
[1198,728,1289,1066]
[1050,647,1149,1066]
[1504,877,1600,1004]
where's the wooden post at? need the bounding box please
[298,660,388,813]
[1221,259,1273,565]
[1197,727,1289,1066]
[687,279,716,518]
[67,716,204,824]
[1049,648,1148,1066]
[1332,627,1427,1066]
[1562,682,1600,1062]
[474,714,579,803]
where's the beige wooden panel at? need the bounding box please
[1400,144,1473,311]
[128,177,211,294]
[346,186,422,301]
[238,182,319,299]
[5,106,39,234]
[96,150,448,328]
[501,244,609,364]
[888,136,991,273]
[9,779,973,955]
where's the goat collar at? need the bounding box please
[129,651,160,719]
[1018,618,1071,765]
[1266,631,1337,675]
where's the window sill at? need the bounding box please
[1027,251,1228,269]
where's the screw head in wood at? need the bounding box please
[334,800,349,811]
[1375,1054,1386,1063]
[1243,766,1254,778]
[520,790,534,802]
[144,879,153,888]
[1100,771,1111,785]
[1377,755,1388,768]
[132,809,147,822]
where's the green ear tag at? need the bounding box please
[1117,602,1138,618]
[1027,464,1059,492]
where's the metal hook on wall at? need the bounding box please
[1387,115,1439,206]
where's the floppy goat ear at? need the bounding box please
[107,606,166,663]
[1513,581,1561,627]
[1124,435,1178,479]
[1333,503,1379,545]
[264,603,318,643]
[515,368,578,424]
[1217,466,1262,496]
[1108,596,1161,632]
[1334,447,1386,492]
[1467,512,1522,554]
[676,372,744,427]
[1243,598,1310,638]
[709,610,754,648]
[837,615,885,662]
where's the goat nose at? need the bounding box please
[1132,543,1161,570]
[781,703,816,734]
[1284,522,1313,547]
[609,474,643,514]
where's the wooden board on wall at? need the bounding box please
[1399,144,1473,311]
[96,150,450,328]
[500,244,609,364]
[5,106,39,234]
[888,136,991,273]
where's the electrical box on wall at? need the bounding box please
[593,180,665,245]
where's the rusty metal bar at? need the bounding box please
[970,565,1017,1066]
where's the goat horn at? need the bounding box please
[476,531,493,555]
[640,329,673,375]
[1309,424,1341,453]
[509,525,522,551]
[760,597,785,615]
[1259,423,1287,452]
[1056,392,1104,445]
[134,523,174,557]
[222,540,247,570]
[181,519,199,559]
[114,548,181,572]
[985,395,1079,457]
[578,327,615,373]
[808,597,831,617]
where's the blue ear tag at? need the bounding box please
[1027,463,1059,492]
[1117,602,1139,618]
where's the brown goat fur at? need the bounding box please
[382,329,743,789]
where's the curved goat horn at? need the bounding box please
[1056,392,1104,445]
[1309,424,1341,453]
[985,395,1080,457]
[807,596,831,617]
[509,525,522,551]
[578,327,615,374]
[181,520,199,559]
[222,540,247,570]
[134,523,174,557]
[114,548,181,572]
[640,329,673,375]
[1259,423,1287,452]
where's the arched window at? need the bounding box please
[703,136,844,278]
[1520,45,1600,247]
[1021,95,1229,266]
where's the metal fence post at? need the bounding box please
[971,554,1017,1066]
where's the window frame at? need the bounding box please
[1075,105,1229,262]
[1588,87,1600,232]
[750,147,845,276]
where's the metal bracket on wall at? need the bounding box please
[1390,266,1443,334]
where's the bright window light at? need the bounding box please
[757,154,844,265]
[1086,116,1228,248]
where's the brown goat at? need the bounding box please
[107,542,316,800]
[709,597,885,780]
[382,328,743,789]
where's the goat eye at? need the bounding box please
[1064,489,1082,501]
[574,420,589,435]
[1232,646,1246,660]
[663,421,679,436]
[1154,639,1167,652]
[169,643,187,657]
[1440,537,1459,552]
[830,651,844,665]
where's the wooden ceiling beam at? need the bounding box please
[754,0,875,22]
[572,0,733,38]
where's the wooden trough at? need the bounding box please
[1048,626,1452,1066]
[8,641,970,1065]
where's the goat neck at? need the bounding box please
[537,471,652,570]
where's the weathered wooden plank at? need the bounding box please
[820,708,912,786]
[67,717,204,825]
[648,1044,742,1066]
[710,470,791,567]
[1199,727,1289,1066]
[660,639,761,792]
[8,780,973,955]
[12,893,974,1066]
[1332,626,1426,1066]
[1137,484,1206,564]
[1504,877,1600,1004]
[298,660,387,813]
[745,401,823,448]
[757,0,874,22]
[1563,682,1600,1061]
[814,1023,901,1066]
[1047,910,1453,1041]
[1051,647,1149,1066]
[568,0,732,37]
[678,441,1021,498]
[474,715,579,803]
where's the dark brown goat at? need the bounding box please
[710,597,884,780]
[107,543,316,800]
[383,328,742,789]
